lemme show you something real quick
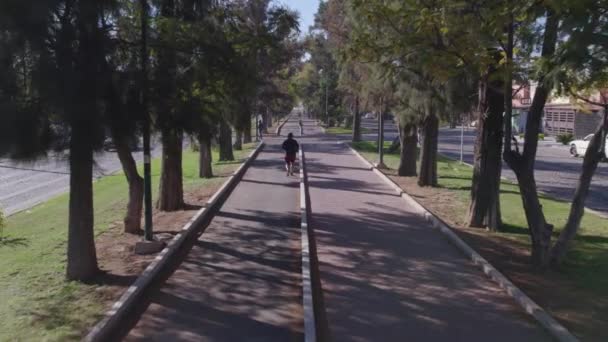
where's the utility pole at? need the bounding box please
[140,0,153,241]
[135,0,165,254]
[377,96,386,169]
[319,68,329,126]
[325,78,329,126]
[460,116,465,163]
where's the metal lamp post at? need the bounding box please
[460,115,465,163]
[135,0,165,255]
[140,0,153,241]
[325,77,329,126]
[319,69,329,125]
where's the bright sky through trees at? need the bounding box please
[279,0,319,34]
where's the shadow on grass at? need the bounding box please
[0,236,30,248]
[351,141,397,155]
[92,271,139,287]
[437,184,472,191]
[184,203,204,210]
[500,223,608,245]
[439,175,472,181]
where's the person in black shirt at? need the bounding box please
[282,132,299,176]
[257,120,264,139]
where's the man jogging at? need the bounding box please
[282,132,299,176]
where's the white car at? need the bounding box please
[569,134,608,158]
[363,113,375,119]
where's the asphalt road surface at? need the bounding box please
[124,117,551,341]
[359,118,608,216]
[125,121,303,341]
[0,143,161,216]
[305,118,549,341]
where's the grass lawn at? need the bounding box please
[325,126,371,135]
[0,144,256,341]
[352,140,608,339]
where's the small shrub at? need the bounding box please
[557,133,574,145]
[538,133,545,140]
[519,133,524,138]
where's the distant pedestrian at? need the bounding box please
[257,120,264,139]
[282,132,299,176]
[299,119,304,136]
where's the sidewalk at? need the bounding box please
[125,133,303,341]
[304,120,551,341]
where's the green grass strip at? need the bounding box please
[0,144,255,341]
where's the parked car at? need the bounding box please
[363,113,375,119]
[569,134,608,158]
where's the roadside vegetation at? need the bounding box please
[297,0,608,271]
[0,0,298,281]
[0,0,298,337]
[557,133,575,145]
[0,145,254,341]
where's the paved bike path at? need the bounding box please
[303,120,550,341]
[125,132,303,341]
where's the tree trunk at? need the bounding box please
[233,129,243,150]
[219,120,234,161]
[198,127,213,178]
[468,63,504,231]
[503,9,559,268]
[418,110,438,186]
[244,118,252,143]
[551,110,607,264]
[66,135,98,281]
[66,1,100,281]
[157,128,184,211]
[263,108,270,133]
[398,122,417,176]
[352,95,362,142]
[113,134,143,234]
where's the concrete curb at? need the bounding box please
[84,142,266,342]
[299,145,317,342]
[439,153,608,219]
[346,144,579,342]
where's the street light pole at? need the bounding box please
[140,0,153,241]
[319,68,329,125]
[460,116,464,163]
[377,96,386,169]
[325,78,329,126]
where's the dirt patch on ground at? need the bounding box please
[90,178,231,324]
[385,170,608,341]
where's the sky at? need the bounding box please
[278,0,320,35]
